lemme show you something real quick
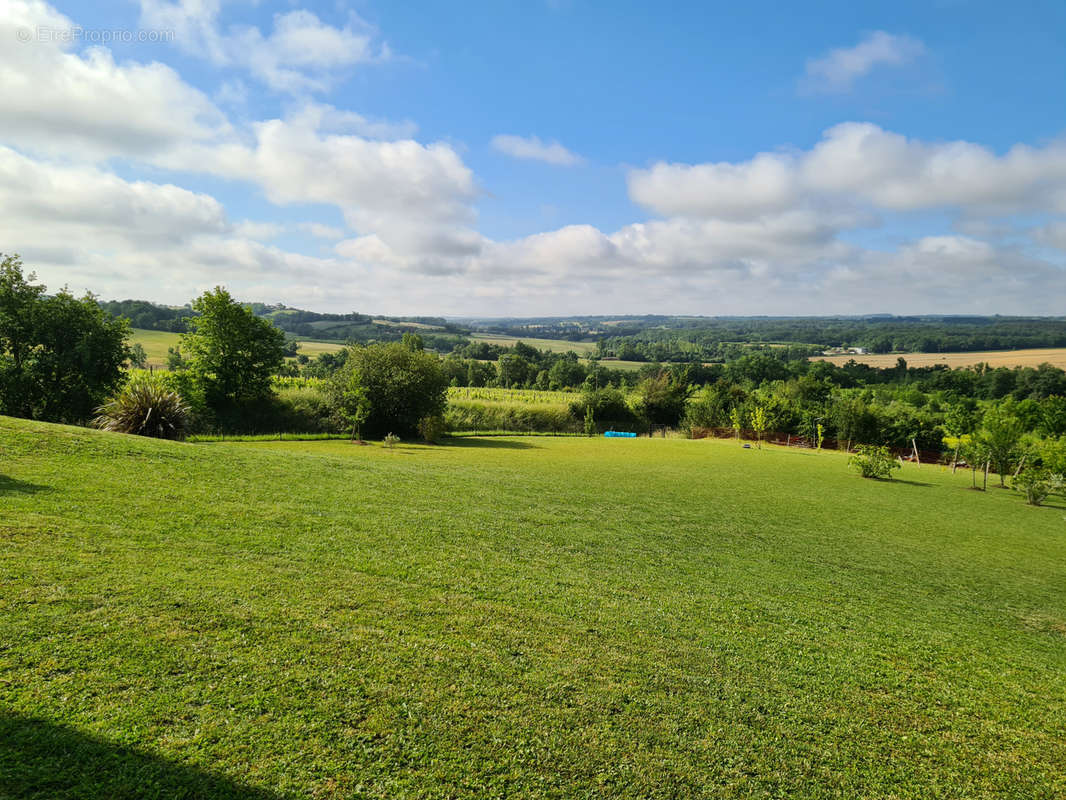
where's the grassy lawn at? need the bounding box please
[2,417,1065,798]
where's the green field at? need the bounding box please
[2,417,1065,798]
[470,333,598,355]
[129,328,182,368]
[129,329,345,369]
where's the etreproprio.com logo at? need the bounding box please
[15,26,176,44]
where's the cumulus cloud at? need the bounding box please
[138,0,389,92]
[629,122,1066,219]
[1,2,1063,316]
[0,0,228,160]
[491,134,585,166]
[802,31,925,93]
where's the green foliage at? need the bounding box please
[848,444,901,479]
[382,432,400,448]
[569,386,637,428]
[128,343,148,369]
[166,346,187,371]
[93,373,190,440]
[1013,467,1061,506]
[329,342,449,438]
[729,407,743,439]
[327,364,370,440]
[635,370,692,426]
[750,405,768,447]
[0,254,129,423]
[583,404,596,436]
[418,414,446,444]
[181,287,286,412]
[977,403,1025,486]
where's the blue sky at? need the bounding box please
[1,0,1064,314]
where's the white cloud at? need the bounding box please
[138,0,389,93]
[629,123,1066,219]
[0,0,228,161]
[299,222,345,240]
[491,134,585,166]
[802,31,925,93]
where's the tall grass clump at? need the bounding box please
[93,373,190,440]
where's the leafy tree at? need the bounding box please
[636,370,691,426]
[977,403,1025,487]
[729,407,743,440]
[0,255,129,422]
[328,364,370,442]
[181,287,286,411]
[129,343,148,369]
[750,405,768,448]
[166,346,187,371]
[329,342,448,438]
[584,404,596,437]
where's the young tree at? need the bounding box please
[181,287,286,411]
[0,255,129,422]
[329,366,370,442]
[129,343,148,369]
[750,405,768,449]
[729,406,743,440]
[977,403,1024,487]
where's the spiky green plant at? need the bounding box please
[93,375,190,440]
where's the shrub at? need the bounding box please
[418,414,446,444]
[383,433,400,448]
[445,402,579,434]
[93,374,190,440]
[848,445,901,479]
[1013,468,1060,506]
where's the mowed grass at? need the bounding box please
[813,347,1066,370]
[2,417,1066,798]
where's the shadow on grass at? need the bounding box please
[891,478,934,488]
[0,475,47,495]
[439,437,539,450]
[0,713,280,800]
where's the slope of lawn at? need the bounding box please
[2,417,1065,798]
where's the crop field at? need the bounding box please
[813,347,1066,370]
[2,418,1065,798]
[470,332,598,355]
[291,339,347,357]
[447,387,576,407]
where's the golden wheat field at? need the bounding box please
[812,348,1066,370]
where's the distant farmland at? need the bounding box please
[812,347,1066,370]
[470,332,598,355]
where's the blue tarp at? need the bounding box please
[604,431,637,438]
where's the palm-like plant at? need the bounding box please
[93,375,190,440]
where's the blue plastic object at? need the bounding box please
[604,431,637,438]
